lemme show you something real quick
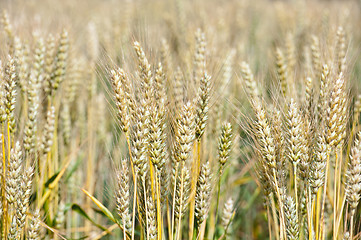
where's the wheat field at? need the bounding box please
[0,0,361,239]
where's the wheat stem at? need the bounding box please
[171,162,179,240]
[319,147,331,240]
[176,162,185,240]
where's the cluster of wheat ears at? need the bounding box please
[0,0,361,239]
